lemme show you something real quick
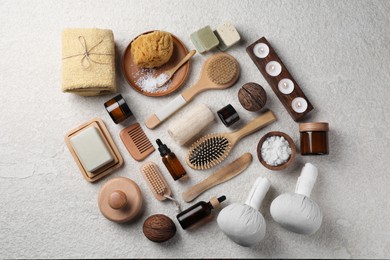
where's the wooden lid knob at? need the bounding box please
[98,177,143,223]
[108,190,127,209]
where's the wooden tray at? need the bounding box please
[64,118,123,182]
[122,31,190,97]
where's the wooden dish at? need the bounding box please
[256,131,296,171]
[122,31,190,97]
[64,118,123,182]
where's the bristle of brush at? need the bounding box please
[207,55,239,85]
[141,162,170,200]
[144,164,166,195]
[187,134,231,170]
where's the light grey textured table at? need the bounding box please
[1,0,389,258]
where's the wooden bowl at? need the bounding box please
[122,31,190,97]
[257,131,296,171]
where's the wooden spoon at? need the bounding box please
[157,50,196,88]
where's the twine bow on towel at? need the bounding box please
[62,36,113,69]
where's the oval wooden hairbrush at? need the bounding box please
[145,53,240,129]
[186,110,277,170]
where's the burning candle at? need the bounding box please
[278,78,294,94]
[291,97,308,113]
[265,61,282,77]
[253,43,269,58]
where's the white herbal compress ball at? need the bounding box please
[217,177,271,247]
[270,163,322,235]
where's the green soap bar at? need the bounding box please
[214,30,229,51]
[197,26,219,50]
[190,26,219,53]
[190,31,206,54]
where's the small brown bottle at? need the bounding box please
[176,196,226,230]
[156,139,187,181]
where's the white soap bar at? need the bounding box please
[70,126,114,173]
[216,22,240,47]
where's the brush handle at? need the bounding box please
[181,80,213,101]
[144,80,215,129]
[182,153,253,202]
[144,95,188,129]
[229,110,277,143]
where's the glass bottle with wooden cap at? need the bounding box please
[156,139,187,180]
[176,196,226,229]
[299,122,329,155]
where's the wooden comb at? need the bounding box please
[145,52,240,129]
[182,153,253,202]
[120,123,155,161]
[186,110,277,170]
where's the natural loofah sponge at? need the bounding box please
[131,31,173,68]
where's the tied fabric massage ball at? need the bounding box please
[270,163,322,235]
[217,177,271,247]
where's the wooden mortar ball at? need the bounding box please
[143,214,176,243]
[238,82,267,111]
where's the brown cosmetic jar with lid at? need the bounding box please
[299,122,329,155]
[104,94,133,124]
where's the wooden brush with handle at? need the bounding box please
[186,110,277,170]
[182,153,253,202]
[141,161,181,212]
[145,52,240,129]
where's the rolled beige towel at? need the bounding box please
[62,28,116,96]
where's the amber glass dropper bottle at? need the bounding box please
[156,139,187,181]
[177,196,226,230]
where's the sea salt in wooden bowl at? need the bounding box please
[256,131,296,171]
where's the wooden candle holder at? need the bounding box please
[246,37,313,121]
